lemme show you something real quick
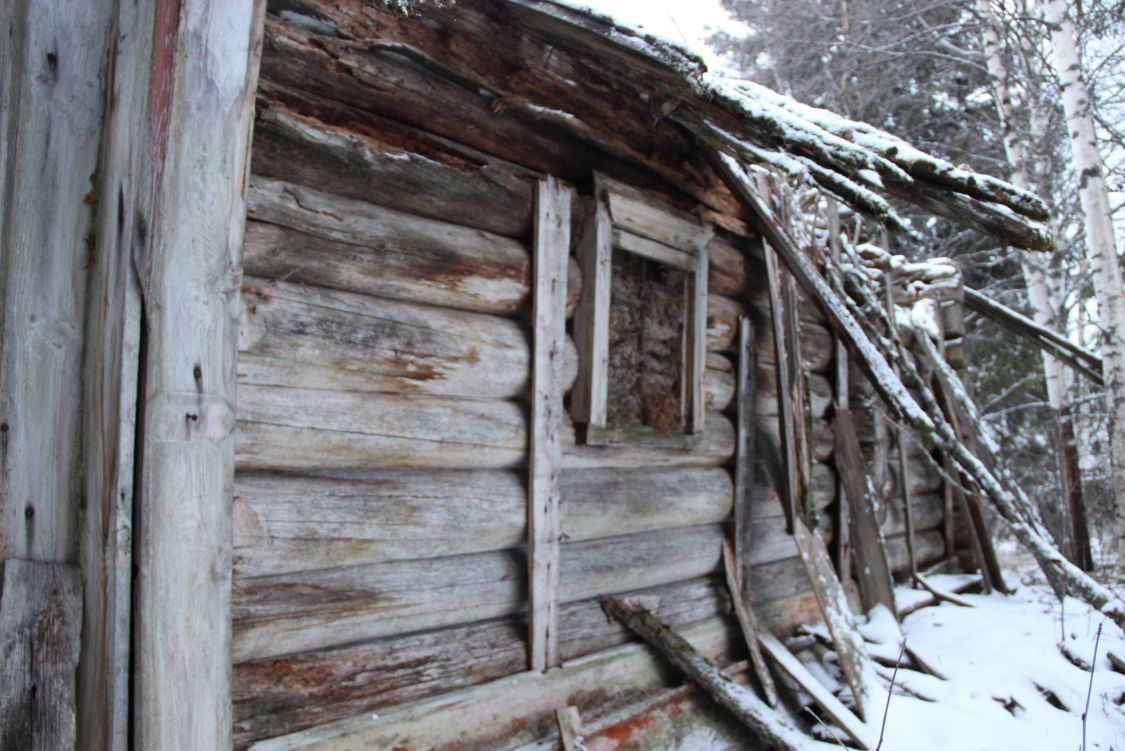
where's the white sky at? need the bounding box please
[556,0,752,72]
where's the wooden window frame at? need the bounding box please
[571,174,713,447]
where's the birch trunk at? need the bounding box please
[1044,0,1125,564]
[979,0,1091,569]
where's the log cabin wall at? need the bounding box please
[228,3,941,747]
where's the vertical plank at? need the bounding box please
[0,0,112,564]
[792,519,874,722]
[529,178,572,671]
[689,246,710,433]
[76,3,150,747]
[571,194,612,435]
[827,200,851,578]
[0,559,83,751]
[132,3,266,749]
[733,316,757,596]
[764,242,800,531]
[833,410,897,614]
[555,706,585,751]
[880,236,918,579]
[722,540,777,707]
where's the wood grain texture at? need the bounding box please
[232,524,728,661]
[0,0,111,564]
[131,3,266,749]
[571,194,612,431]
[0,560,82,751]
[244,177,580,317]
[245,617,736,751]
[238,277,578,400]
[251,92,534,238]
[528,178,572,670]
[232,467,734,577]
[232,577,729,747]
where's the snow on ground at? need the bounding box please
[856,573,1125,751]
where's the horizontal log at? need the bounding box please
[233,524,727,661]
[706,293,743,351]
[756,320,834,372]
[244,177,581,317]
[253,90,534,237]
[885,530,945,574]
[233,576,732,746]
[756,368,832,418]
[758,416,835,462]
[706,235,750,297]
[236,387,529,471]
[704,353,735,412]
[882,491,944,538]
[233,467,734,577]
[237,385,738,471]
[239,278,578,400]
[243,615,736,751]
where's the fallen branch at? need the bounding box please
[964,287,1103,385]
[722,539,779,707]
[600,596,825,751]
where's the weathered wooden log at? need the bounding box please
[883,491,945,538]
[885,531,945,574]
[704,353,735,412]
[706,293,744,352]
[252,87,534,238]
[758,415,835,462]
[232,576,731,747]
[233,467,733,577]
[602,598,814,751]
[233,524,727,661]
[244,177,580,317]
[707,235,751,297]
[0,560,83,751]
[242,616,736,751]
[757,368,832,418]
[239,278,575,399]
[755,321,835,373]
[237,386,738,471]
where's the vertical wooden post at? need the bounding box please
[827,201,852,578]
[571,194,611,436]
[132,2,265,748]
[529,177,572,671]
[764,243,800,532]
[689,248,710,434]
[733,316,757,599]
[0,0,112,565]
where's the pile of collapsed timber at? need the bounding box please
[689,140,1125,631]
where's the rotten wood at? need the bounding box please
[244,177,579,317]
[528,177,572,670]
[0,559,83,751]
[722,540,778,708]
[243,616,737,751]
[131,3,267,750]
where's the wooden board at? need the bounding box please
[733,318,757,602]
[758,631,876,749]
[244,177,580,318]
[0,560,83,751]
[793,519,874,721]
[834,409,896,614]
[0,0,110,565]
[252,94,534,238]
[528,178,572,670]
[571,194,612,431]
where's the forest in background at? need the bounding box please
[712,0,1125,569]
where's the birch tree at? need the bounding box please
[1043,0,1125,563]
[977,0,1092,569]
